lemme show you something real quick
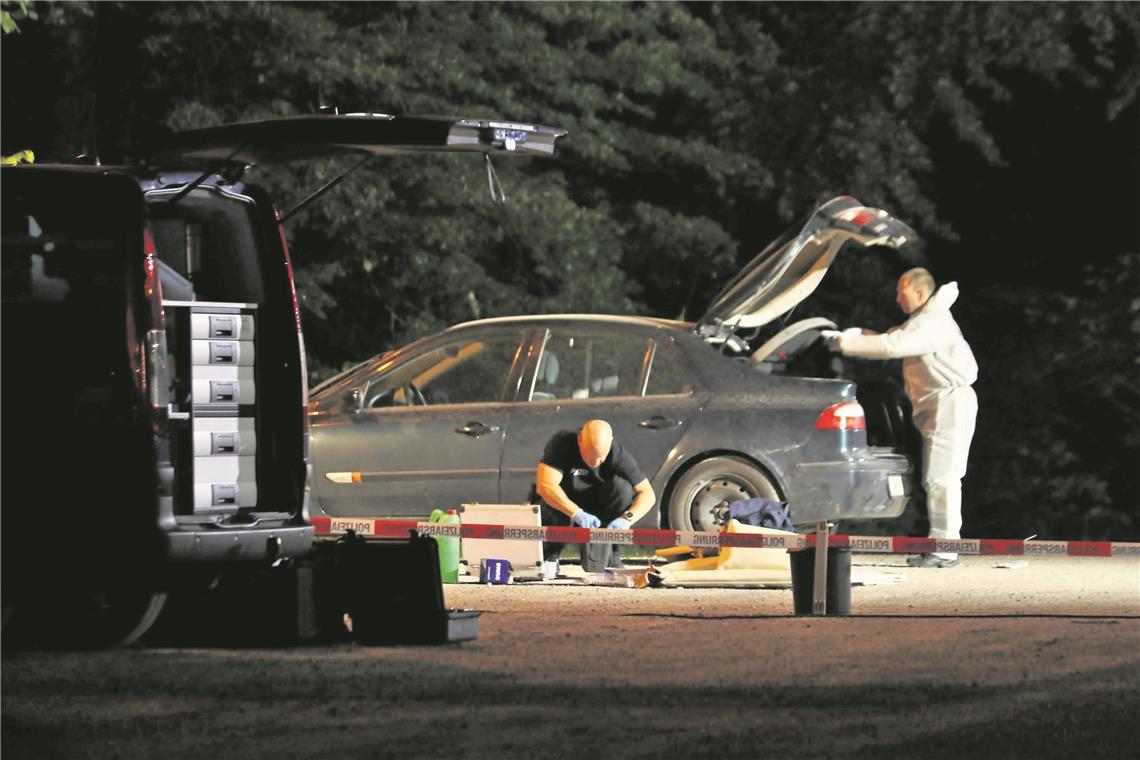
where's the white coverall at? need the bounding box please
[837,282,979,560]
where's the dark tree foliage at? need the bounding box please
[3,1,1137,538]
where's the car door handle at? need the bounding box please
[639,415,683,430]
[455,421,501,437]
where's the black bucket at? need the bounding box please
[789,547,852,615]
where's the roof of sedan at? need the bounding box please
[446,314,696,332]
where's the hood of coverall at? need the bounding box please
[918,281,960,315]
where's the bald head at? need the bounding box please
[578,419,613,469]
[897,267,935,315]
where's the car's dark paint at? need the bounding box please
[308,198,917,533]
[309,315,911,530]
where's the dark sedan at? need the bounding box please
[308,197,914,532]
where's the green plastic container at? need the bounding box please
[429,508,461,583]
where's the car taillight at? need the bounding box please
[816,401,866,430]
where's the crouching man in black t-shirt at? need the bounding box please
[535,419,656,573]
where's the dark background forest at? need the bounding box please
[3,1,1138,541]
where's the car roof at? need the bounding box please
[444,313,696,332]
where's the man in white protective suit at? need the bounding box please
[824,268,979,568]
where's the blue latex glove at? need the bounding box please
[607,517,632,530]
[571,510,601,529]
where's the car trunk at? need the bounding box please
[747,328,916,456]
[696,196,919,458]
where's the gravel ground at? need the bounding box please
[3,554,1138,759]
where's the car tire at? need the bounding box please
[667,456,781,533]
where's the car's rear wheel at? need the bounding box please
[667,456,780,533]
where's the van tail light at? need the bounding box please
[816,401,866,430]
[138,225,170,411]
[142,226,165,328]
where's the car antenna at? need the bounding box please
[279,153,376,223]
[165,144,249,205]
[484,154,506,204]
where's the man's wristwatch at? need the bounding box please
[622,510,636,522]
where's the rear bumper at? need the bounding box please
[165,520,314,563]
[787,450,911,524]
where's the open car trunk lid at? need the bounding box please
[148,114,566,166]
[696,196,914,339]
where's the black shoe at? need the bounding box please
[906,553,959,568]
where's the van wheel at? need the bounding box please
[27,584,168,649]
[77,587,168,648]
[667,457,780,533]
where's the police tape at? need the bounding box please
[309,517,1140,558]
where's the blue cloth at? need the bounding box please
[728,498,795,531]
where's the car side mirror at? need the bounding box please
[345,387,364,412]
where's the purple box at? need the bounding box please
[480,558,511,584]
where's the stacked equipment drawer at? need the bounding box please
[166,301,259,514]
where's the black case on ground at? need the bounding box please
[324,532,480,645]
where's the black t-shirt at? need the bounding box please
[540,429,645,506]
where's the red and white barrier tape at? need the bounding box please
[309,517,1140,558]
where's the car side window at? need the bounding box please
[644,339,695,396]
[533,328,651,400]
[364,332,523,407]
